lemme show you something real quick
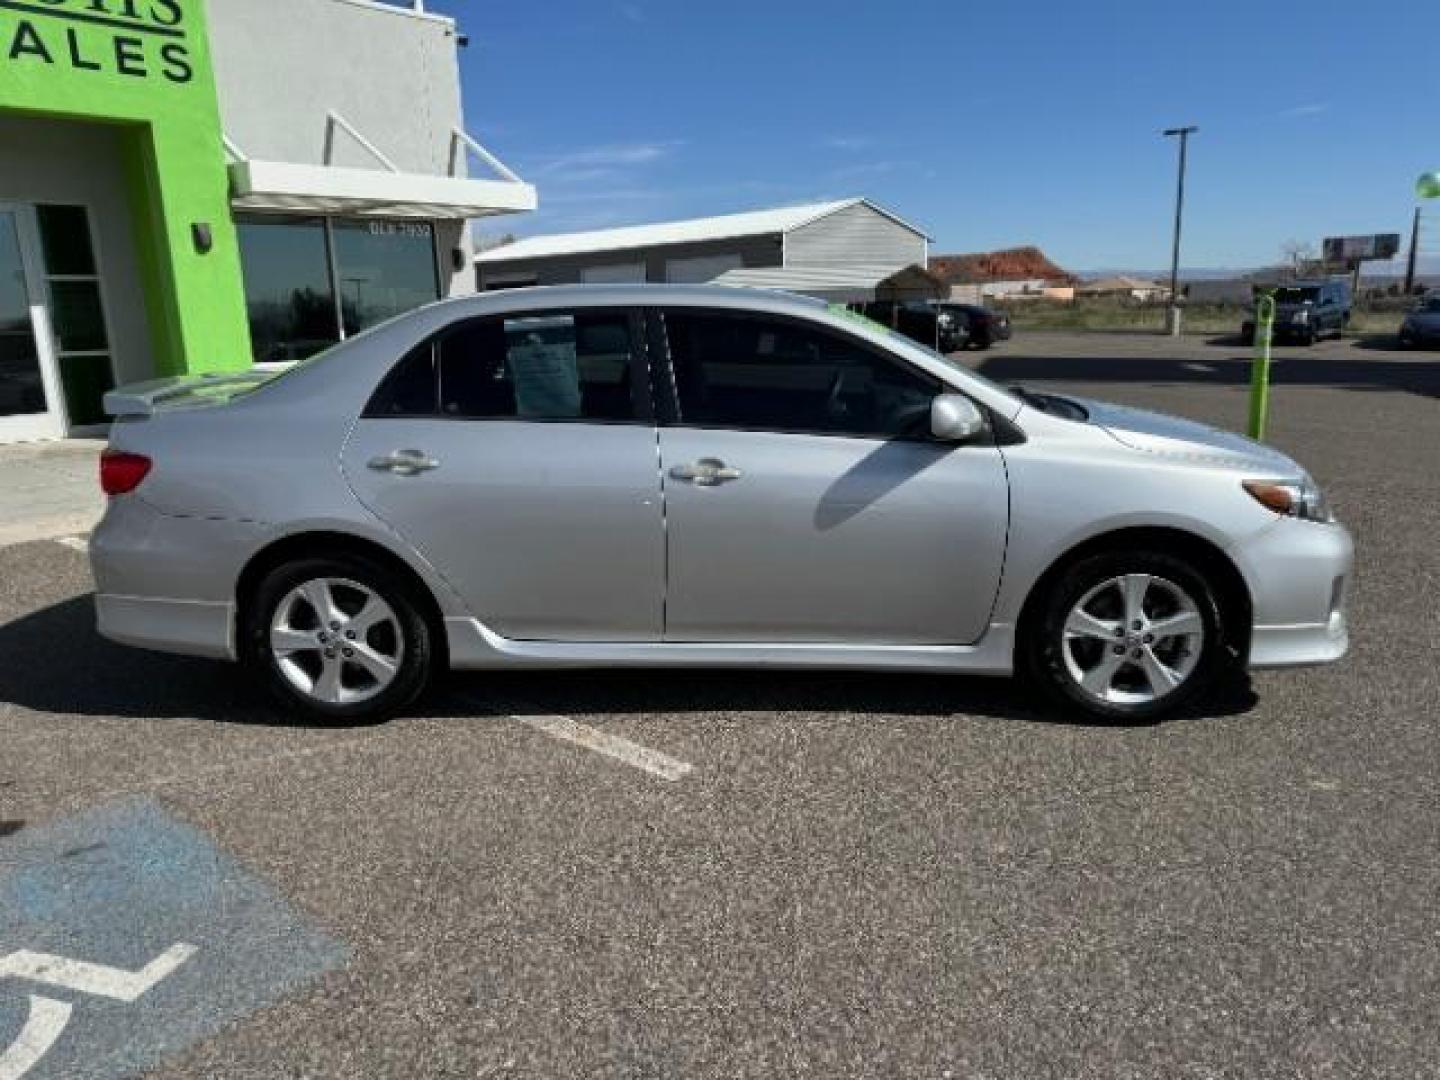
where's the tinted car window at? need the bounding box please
[366,310,638,421]
[367,342,437,416]
[665,311,938,438]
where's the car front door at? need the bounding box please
[653,308,1010,645]
[342,307,665,642]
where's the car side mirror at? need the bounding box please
[930,394,986,442]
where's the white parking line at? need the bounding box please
[0,995,71,1080]
[0,943,198,1003]
[516,715,693,782]
[53,536,88,553]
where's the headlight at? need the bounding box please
[1292,309,1310,324]
[937,313,955,327]
[1243,478,1334,523]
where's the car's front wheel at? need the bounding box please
[243,555,435,724]
[1025,550,1228,723]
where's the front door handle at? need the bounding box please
[669,457,743,487]
[368,448,440,476]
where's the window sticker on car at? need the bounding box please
[505,316,583,418]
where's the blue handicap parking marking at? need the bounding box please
[0,798,348,1079]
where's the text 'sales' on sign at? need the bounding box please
[1,0,196,85]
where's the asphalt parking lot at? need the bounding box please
[2,331,1438,1078]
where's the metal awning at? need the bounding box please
[226,115,537,220]
[711,263,948,304]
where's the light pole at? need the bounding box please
[1410,172,1440,295]
[1163,126,1198,336]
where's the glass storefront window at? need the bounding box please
[48,281,108,353]
[36,205,97,277]
[35,204,114,426]
[237,216,440,364]
[236,217,340,365]
[332,220,440,337]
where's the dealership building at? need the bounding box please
[0,0,534,444]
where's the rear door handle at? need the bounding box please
[368,448,440,476]
[669,457,743,487]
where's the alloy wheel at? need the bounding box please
[1060,573,1204,706]
[269,577,404,706]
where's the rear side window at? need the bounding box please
[364,310,640,421]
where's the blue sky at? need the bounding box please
[428,0,1438,272]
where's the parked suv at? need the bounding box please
[1242,280,1351,345]
[932,303,1013,350]
[858,300,969,353]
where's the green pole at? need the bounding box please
[1248,292,1276,440]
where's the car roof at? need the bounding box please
[281,284,1024,420]
[435,283,831,320]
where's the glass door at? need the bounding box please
[0,204,65,442]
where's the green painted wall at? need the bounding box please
[0,0,252,376]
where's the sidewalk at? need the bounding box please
[0,439,105,548]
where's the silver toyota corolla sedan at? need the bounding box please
[91,285,1352,724]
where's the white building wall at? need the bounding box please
[207,0,466,175]
[207,0,477,297]
[785,203,927,268]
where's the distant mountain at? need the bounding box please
[1077,255,1440,282]
[1079,266,1252,282]
[930,246,1077,285]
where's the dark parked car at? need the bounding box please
[858,300,969,352]
[1241,280,1351,345]
[930,303,1012,349]
[1398,296,1440,349]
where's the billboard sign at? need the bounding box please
[1322,234,1401,263]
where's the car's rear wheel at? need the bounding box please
[1025,550,1228,723]
[243,555,434,723]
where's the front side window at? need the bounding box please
[663,311,938,439]
[366,310,639,422]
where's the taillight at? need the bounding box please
[100,450,152,496]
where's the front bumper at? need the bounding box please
[1230,517,1353,670]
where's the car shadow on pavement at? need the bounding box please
[977,352,1440,400]
[0,596,277,723]
[0,595,1260,729]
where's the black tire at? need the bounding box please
[1023,549,1229,724]
[242,554,435,724]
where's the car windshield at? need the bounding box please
[1273,287,1321,304]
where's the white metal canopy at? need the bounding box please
[226,117,537,220]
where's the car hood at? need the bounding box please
[1404,311,1440,329]
[1066,395,1304,474]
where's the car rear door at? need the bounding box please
[652,307,1010,645]
[342,307,665,642]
